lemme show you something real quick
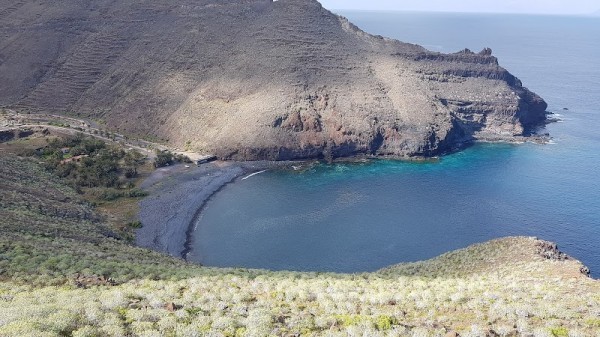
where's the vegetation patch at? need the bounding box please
[154,149,192,168]
[0,155,201,285]
[549,327,569,337]
[27,132,146,188]
[3,133,157,237]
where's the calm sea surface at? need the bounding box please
[189,12,600,277]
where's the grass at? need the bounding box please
[0,155,598,336]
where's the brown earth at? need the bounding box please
[0,0,547,160]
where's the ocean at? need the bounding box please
[188,11,600,277]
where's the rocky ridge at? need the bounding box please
[0,0,547,160]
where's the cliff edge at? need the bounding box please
[0,0,548,160]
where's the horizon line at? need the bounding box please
[324,8,600,17]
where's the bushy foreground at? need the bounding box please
[1,240,599,337]
[0,156,598,336]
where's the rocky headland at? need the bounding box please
[0,0,547,160]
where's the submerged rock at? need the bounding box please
[0,0,547,160]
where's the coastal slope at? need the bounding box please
[0,0,547,160]
[0,156,598,336]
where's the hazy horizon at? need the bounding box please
[318,0,599,15]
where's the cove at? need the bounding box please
[188,114,600,275]
[188,11,600,276]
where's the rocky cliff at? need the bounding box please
[0,0,547,160]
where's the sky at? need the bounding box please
[317,0,600,15]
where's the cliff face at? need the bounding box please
[0,0,547,160]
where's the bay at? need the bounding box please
[189,11,600,277]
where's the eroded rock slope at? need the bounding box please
[0,0,547,159]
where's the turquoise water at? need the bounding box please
[189,12,600,276]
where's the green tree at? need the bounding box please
[123,150,145,178]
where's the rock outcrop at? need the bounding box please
[536,240,570,261]
[0,0,547,160]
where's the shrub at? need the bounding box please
[127,189,148,198]
[174,154,192,163]
[153,150,174,168]
[375,315,395,331]
[127,221,143,229]
[549,327,568,337]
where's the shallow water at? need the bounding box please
[189,12,600,276]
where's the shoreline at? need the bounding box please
[179,167,260,261]
[136,136,553,261]
[136,160,303,258]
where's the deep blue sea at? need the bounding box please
[189,12,600,277]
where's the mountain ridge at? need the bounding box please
[0,0,548,160]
